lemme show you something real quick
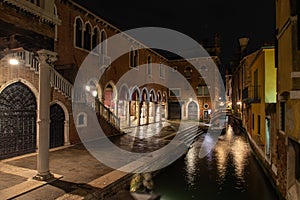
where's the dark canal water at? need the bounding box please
[152,125,279,200]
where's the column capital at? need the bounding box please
[37,49,58,65]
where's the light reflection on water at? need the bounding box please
[154,124,278,200]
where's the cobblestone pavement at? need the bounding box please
[0,120,202,199]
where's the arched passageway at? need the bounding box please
[50,103,65,148]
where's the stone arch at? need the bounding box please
[50,100,70,146]
[0,79,38,101]
[186,100,199,120]
[104,81,117,113]
[141,87,149,102]
[149,89,157,102]
[130,86,141,101]
[157,90,162,102]
[0,81,37,159]
[119,84,130,101]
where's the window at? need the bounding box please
[100,30,107,55]
[147,56,152,76]
[200,65,208,78]
[129,48,138,68]
[169,88,181,97]
[77,113,87,127]
[92,27,100,51]
[159,63,165,79]
[280,102,286,132]
[197,86,203,96]
[197,85,209,96]
[75,18,83,48]
[203,86,209,96]
[84,23,92,50]
[184,66,192,79]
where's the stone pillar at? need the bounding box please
[114,99,119,117]
[146,102,150,124]
[34,49,57,181]
[164,102,168,120]
[137,101,141,126]
[64,120,70,145]
[153,103,157,123]
[127,101,131,127]
[158,103,162,122]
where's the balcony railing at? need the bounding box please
[8,49,73,98]
[242,85,261,103]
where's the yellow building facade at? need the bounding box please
[276,0,300,199]
[243,47,276,157]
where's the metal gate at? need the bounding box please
[50,104,65,148]
[0,82,37,159]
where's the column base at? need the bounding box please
[33,172,54,181]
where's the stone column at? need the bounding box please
[34,49,57,181]
[64,120,70,145]
[127,101,131,127]
[137,101,141,126]
[146,102,150,124]
[158,103,162,122]
[153,103,157,123]
[114,99,119,117]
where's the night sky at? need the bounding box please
[74,0,275,68]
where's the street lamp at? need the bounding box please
[9,57,19,65]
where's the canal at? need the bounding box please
[152,124,279,200]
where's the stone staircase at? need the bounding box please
[11,49,122,136]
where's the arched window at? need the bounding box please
[147,55,152,76]
[159,63,165,79]
[92,27,100,52]
[129,47,139,68]
[184,66,192,79]
[84,23,92,50]
[134,50,138,67]
[77,113,87,127]
[75,18,83,48]
[100,30,107,55]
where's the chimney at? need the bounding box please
[238,37,249,57]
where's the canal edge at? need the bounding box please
[230,116,285,200]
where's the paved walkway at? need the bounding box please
[0,120,202,199]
